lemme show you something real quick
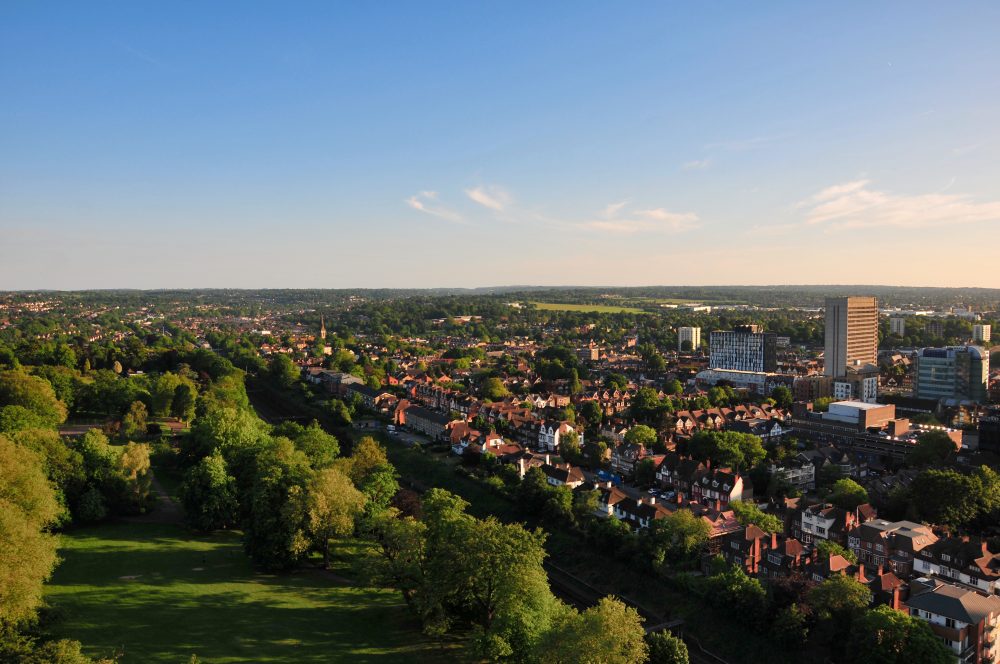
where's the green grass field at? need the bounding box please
[44,522,458,663]
[528,301,648,314]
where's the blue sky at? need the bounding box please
[2,2,999,289]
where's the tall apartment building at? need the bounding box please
[974,324,992,344]
[824,296,879,377]
[890,316,906,336]
[709,325,777,373]
[914,346,990,403]
[906,580,1000,664]
[678,326,701,352]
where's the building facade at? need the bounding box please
[974,324,992,344]
[890,316,906,336]
[914,346,990,403]
[709,325,777,373]
[678,326,701,352]
[824,296,879,377]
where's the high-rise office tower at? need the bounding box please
[678,326,701,352]
[824,296,879,377]
[709,325,777,372]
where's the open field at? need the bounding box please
[44,521,458,663]
[528,301,649,314]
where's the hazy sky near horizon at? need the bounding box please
[2,2,1000,290]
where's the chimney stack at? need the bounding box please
[518,457,526,480]
[771,531,778,550]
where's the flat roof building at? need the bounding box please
[824,296,879,377]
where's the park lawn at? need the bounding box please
[44,522,460,663]
[527,301,649,314]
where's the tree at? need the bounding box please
[909,468,987,530]
[0,370,68,428]
[587,440,609,469]
[624,424,657,449]
[809,573,870,650]
[119,442,152,512]
[276,420,340,469]
[180,451,238,531]
[730,501,782,533]
[268,354,300,389]
[907,431,958,467]
[0,435,61,625]
[664,379,683,397]
[120,400,148,440]
[647,630,689,664]
[243,439,314,570]
[635,458,658,487]
[568,369,582,395]
[481,377,510,401]
[647,509,711,568]
[186,406,270,462]
[689,431,766,470]
[538,597,649,664]
[605,373,628,391]
[813,397,835,412]
[0,405,48,434]
[150,372,183,417]
[816,539,858,563]
[827,478,869,511]
[308,467,366,567]
[170,382,197,422]
[631,388,662,420]
[559,431,582,464]
[368,511,427,611]
[358,464,400,520]
[580,400,604,426]
[327,398,353,426]
[341,436,389,486]
[703,565,767,621]
[771,386,793,409]
[849,605,952,664]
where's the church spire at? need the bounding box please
[319,314,326,340]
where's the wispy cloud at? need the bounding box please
[585,204,700,235]
[465,185,511,211]
[682,159,712,171]
[601,201,629,218]
[405,191,463,223]
[118,42,172,72]
[798,179,1000,230]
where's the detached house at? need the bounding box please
[848,519,937,577]
[907,579,1000,664]
[689,466,752,507]
[915,538,1000,596]
[793,502,876,547]
[537,421,582,453]
[611,443,649,476]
